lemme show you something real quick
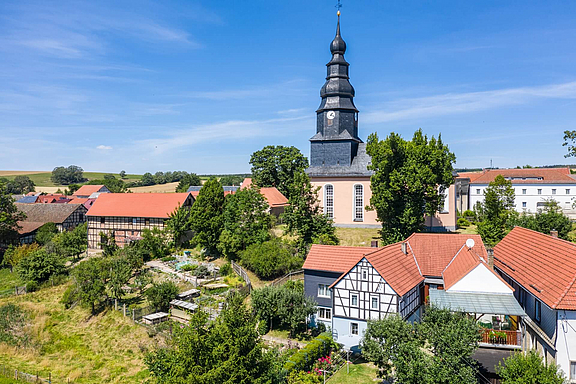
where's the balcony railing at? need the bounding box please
[480,329,521,346]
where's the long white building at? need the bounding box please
[463,168,576,217]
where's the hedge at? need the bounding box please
[284,333,337,373]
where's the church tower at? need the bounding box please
[309,13,362,169]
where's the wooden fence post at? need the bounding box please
[123,303,126,317]
[49,372,52,383]
[115,299,117,311]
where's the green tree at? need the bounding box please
[15,247,65,283]
[85,178,127,193]
[251,281,316,336]
[107,256,133,300]
[189,178,226,254]
[119,170,127,179]
[361,306,481,384]
[35,222,58,245]
[0,182,25,245]
[512,200,572,240]
[137,227,171,260]
[219,175,244,186]
[563,130,576,157]
[51,165,85,185]
[65,184,81,195]
[366,130,456,245]
[145,292,276,384]
[166,203,191,246]
[2,243,40,271]
[103,173,116,180]
[498,350,566,384]
[250,145,309,198]
[145,281,178,311]
[99,231,118,257]
[218,187,273,260]
[6,176,35,194]
[241,239,303,280]
[72,258,109,314]
[141,172,155,186]
[282,171,338,248]
[53,223,87,260]
[475,175,515,246]
[175,173,202,192]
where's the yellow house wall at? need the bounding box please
[311,177,379,227]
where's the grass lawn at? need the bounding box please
[1,172,142,188]
[0,283,155,384]
[329,360,379,383]
[0,378,21,384]
[336,227,380,247]
[0,269,23,298]
[456,224,478,235]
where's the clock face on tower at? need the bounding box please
[327,111,336,119]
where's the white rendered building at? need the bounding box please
[466,168,576,218]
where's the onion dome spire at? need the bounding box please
[330,12,346,54]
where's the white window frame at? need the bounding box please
[351,322,359,335]
[353,184,364,222]
[324,184,334,219]
[522,189,527,195]
[362,268,368,281]
[567,189,571,195]
[476,189,481,194]
[538,189,542,195]
[552,189,557,195]
[522,202,527,208]
[570,361,576,380]
[317,307,332,320]
[351,293,359,307]
[318,284,331,298]
[371,296,379,310]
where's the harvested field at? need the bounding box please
[0,171,49,176]
[129,182,179,193]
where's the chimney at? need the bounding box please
[550,230,558,238]
[371,240,379,248]
[487,248,494,270]
[401,242,407,255]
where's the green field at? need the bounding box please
[0,269,23,298]
[0,283,154,384]
[1,172,143,188]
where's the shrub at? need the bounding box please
[145,281,178,311]
[457,218,471,228]
[16,248,65,283]
[161,256,176,262]
[284,333,337,372]
[61,284,78,309]
[193,265,209,277]
[25,281,38,292]
[241,239,303,280]
[0,304,28,346]
[181,263,198,272]
[219,262,232,276]
[462,209,475,219]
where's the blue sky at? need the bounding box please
[1,0,576,174]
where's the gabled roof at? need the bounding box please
[74,185,108,196]
[470,168,576,185]
[456,172,484,182]
[303,244,377,273]
[16,203,86,233]
[16,195,39,204]
[86,193,192,218]
[442,248,482,290]
[495,226,576,310]
[406,233,486,277]
[240,178,288,207]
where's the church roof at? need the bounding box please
[306,143,373,177]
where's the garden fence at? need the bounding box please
[270,270,304,287]
[231,261,251,293]
[0,364,72,383]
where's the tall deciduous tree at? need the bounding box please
[145,292,277,384]
[498,350,565,384]
[0,182,25,245]
[35,222,58,245]
[189,178,226,254]
[366,129,456,245]
[475,175,515,246]
[72,258,109,314]
[563,130,576,158]
[5,176,35,194]
[218,187,273,260]
[282,171,338,249]
[52,223,88,260]
[250,145,309,198]
[166,203,191,246]
[175,173,202,192]
[512,200,572,240]
[362,306,481,384]
[51,165,85,185]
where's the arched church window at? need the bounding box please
[325,184,334,219]
[354,184,363,221]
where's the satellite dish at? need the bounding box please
[466,239,475,249]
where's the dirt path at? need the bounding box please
[261,334,307,349]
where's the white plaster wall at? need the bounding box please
[556,310,576,381]
[332,316,367,350]
[469,184,576,216]
[447,264,513,294]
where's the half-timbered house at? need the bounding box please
[15,203,88,244]
[86,193,193,249]
[303,233,520,350]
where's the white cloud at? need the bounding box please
[363,81,576,123]
[96,145,112,150]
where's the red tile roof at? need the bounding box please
[74,185,106,196]
[241,178,288,207]
[442,248,483,290]
[495,226,576,310]
[303,244,378,273]
[406,233,486,277]
[470,168,576,185]
[457,172,484,182]
[87,193,192,218]
[365,243,424,296]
